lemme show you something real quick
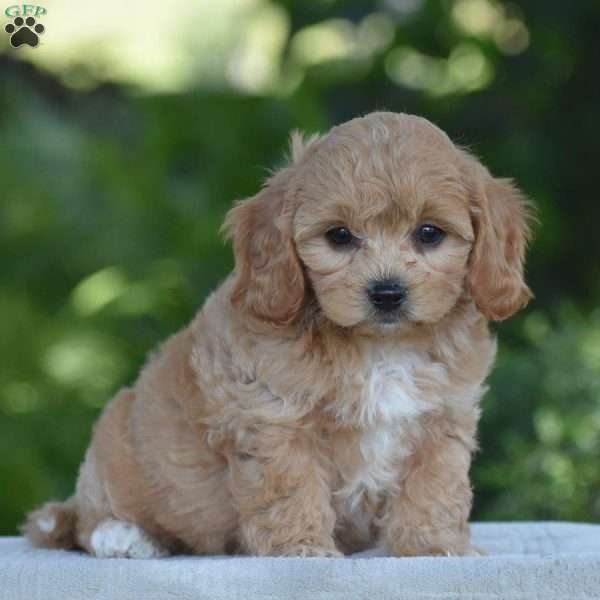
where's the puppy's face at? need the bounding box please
[294,120,474,331]
[225,113,532,331]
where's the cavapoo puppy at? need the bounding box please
[23,112,532,558]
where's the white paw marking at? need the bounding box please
[90,520,166,559]
[37,517,56,533]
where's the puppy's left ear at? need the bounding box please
[461,151,534,321]
[222,133,321,326]
[222,168,303,326]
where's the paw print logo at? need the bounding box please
[5,16,45,48]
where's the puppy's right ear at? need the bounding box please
[222,132,322,327]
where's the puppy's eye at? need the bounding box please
[326,227,356,247]
[416,224,445,246]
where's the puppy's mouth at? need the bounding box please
[355,308,412,337]
[363,302,412,329]
[372,308,408,326]
[376,312,403,324]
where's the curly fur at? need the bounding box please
[22,112,532,558]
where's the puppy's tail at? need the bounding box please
[20,496,78,549]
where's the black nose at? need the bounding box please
[368,282,407,312]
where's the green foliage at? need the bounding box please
[476,306,600,521]
[1,0,599,534]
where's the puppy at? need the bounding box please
[23,112,532,558]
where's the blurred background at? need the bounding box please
[1,0,599,535]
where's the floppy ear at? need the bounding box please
[223,135,323,327]
[222,169,304,326]
[222,132,323,326]
[461,152,534,321]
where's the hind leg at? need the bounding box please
[73,446,170,558]
[72,389,172,558]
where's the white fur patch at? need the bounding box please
[362,360,420,424]
[332,345,447,427]
[37,516,56,533]
[363,347,449,424]
[333,346,449,516]
[90,520,166,559]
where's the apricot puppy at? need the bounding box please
[23,112,532,558]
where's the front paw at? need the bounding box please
[386,527,476,557]
[459,544,486,557]
[277,543,343,558]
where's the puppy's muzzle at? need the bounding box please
[368,281,407,313]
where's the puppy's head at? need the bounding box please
[224,113,532,331]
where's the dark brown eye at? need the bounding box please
[416,224,445,246]
[326,227,355,247]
